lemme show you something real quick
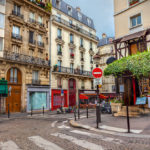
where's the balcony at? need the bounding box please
[37,41,44,48]
[3,51,49,67]
[57,51,62,56]
[53,66,92,77]
[32,79,41,85]
[12,10,24,19]
[12,33,22,41]
[52,15,99,41]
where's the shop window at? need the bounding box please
[29,92,47,110]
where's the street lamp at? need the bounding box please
[93,53,101,128]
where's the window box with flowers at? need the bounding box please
[129,0,139,6]
[70,53,74,58]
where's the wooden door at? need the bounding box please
[69,79,76,106]
[131,44,137,55]
[6,68,22,113]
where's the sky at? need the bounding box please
[64,0,115,39]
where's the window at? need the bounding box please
[0,0,5,5]
[70,33,73,43]
[56,13,61,22]
[67,6,72,16]
[70,63,74,73]
[80,38,83,47]
[90,42,93,50]
[38,16,43,24]
[29,12,35,23]
[12,45,20,53]
[57,28,62,39]
[112,85,116,92]
[130,14,141,28]
[81,65,84,72]
[32,71,39,81]
[57,44,62,55]
[90,55,93,63]
[0,38,3,51]
[69,20,72,26]
[57,60,61,72]
[0,13,5,28]
[10,68,18,83]
[12,25,20,35]
[81,80,84,89]
[56,0,61,9]
[91,80,94,89]
[38,34,42,42]
[29,31,34,44]
[87,18,91,26]
[78,12,82,21]
[57,77,62,88]
[14,4,20,14]
[81,52,84,61]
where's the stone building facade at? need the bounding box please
[113,0,150,104]
[98,34,115,94]
[0,0,51,113]
[50,0,99,110]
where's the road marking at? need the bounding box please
[51,121,58,127]
[71,130,123,144]
[51,133,104,150]
[0,141,21,150]
[99,125,142,134]
[62,120,68,124]
[28,136,64,150]
[58,125,70,129]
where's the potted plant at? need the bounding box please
[110,99,124,114]
[70,53,74,58]
[54,64,58,71]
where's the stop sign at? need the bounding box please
[92,68,103,78]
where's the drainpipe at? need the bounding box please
[49,14,52,110]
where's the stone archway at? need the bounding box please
[6,68,22,112]
[68,78,76,106]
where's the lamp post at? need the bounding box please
[93,54,101,128]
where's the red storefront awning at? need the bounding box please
[79,94,88,100]
[99,94,108,99]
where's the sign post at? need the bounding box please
[92,68,103,128]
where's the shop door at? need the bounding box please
[69,78,76,106]
[6,68,22,112]
[131,44,137,55]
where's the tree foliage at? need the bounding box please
[104,51,150,78]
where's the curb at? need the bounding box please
[69,120,150,139]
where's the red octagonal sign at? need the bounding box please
[92,68,103,78]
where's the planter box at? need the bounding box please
[111,103,122,113]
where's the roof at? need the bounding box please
[52,0,95,30]
[98,37,114,47]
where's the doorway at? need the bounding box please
[69,78,76,106]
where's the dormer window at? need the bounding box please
[87,18,91,26]
[67,6,72,16]
[56,0,61,9]
[129,0,139,6]
[78,12,82,21]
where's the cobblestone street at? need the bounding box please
[0,112,150,150]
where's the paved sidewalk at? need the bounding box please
[70,113,150,135]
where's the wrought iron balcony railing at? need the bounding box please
[12,10,24,19]
[32,79,41,85]
[53,66,92,77]
[57,51,62,55]
[37,22,45,27]
[52,15,99,41]
[29,18,36,23]
[12,33,22,41]
[3,51,49,67]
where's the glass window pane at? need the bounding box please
[0,38,3,51]
[14,68,17,83]
[29,92,47,110]
[131,17,136,27]
[0,13,4,28]
[137,15,141,25]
